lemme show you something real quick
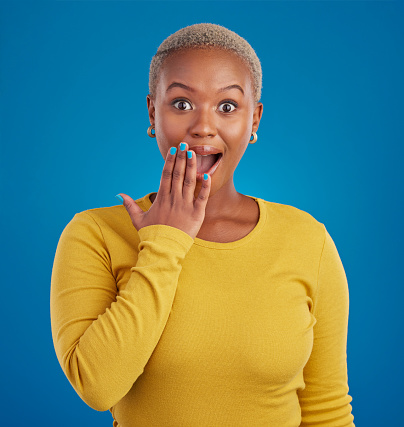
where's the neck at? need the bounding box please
[199,176,244,222]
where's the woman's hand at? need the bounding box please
[118,142,211,240]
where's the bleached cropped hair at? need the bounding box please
[149,23,262,103]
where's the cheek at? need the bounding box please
[220,117,251,142]
[155,109,185,141]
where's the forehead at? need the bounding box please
[157,48,253,96]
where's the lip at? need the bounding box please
[189,145,223,155]
[195,153,223,181]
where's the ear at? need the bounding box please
[252,102,263,133]
[146,95,156,125]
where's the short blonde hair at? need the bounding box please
[149,23,262,103]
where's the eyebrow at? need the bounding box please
[166,82,244,96]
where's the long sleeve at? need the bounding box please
[297,226,355,426]
[50,211,194,412]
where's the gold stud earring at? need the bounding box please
[147,125,156,138]
[249,131,258,144]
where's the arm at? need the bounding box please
[50,211,194,412]
[297,226,355,426]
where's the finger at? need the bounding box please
[171,142,188,199]
[183,149,196,202]
[194,173,211,210]
[159,146,177,199]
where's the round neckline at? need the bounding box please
[143,192,267,250]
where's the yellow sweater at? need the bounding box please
[50,192,355,426]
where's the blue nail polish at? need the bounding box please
[115,194,124,203]
[180,142,186,151]
[170,147,177,155]
[187,151,192,159]
[203,173,208,181]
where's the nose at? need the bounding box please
[189,106,217,138]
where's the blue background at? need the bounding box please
[1,1,403,425]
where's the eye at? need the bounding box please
[172,99,192,110]
[218,101,237,113]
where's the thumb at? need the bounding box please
[115,193,143,228]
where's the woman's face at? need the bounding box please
[147,47,263,196]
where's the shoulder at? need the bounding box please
[61,196,147,243]
[258,197,326,243]
[76,205,127,224]
[72,195,148,228]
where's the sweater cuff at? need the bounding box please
[137,224,195,252]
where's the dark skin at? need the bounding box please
[147,47,263,242]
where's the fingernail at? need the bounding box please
[187,151,192,159]
[180,142,186,151]
[115,194,124,203]
[170,147,177,155]
[204,173,208,181]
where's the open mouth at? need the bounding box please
[196,153,223,179]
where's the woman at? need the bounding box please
[50,23,355,426]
